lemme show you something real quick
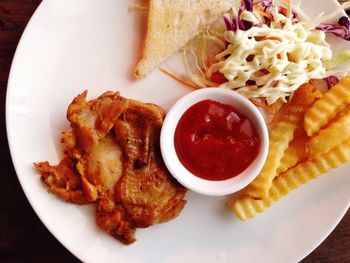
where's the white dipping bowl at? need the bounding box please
[160,88,269,196]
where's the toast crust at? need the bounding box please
[134,0,234,79]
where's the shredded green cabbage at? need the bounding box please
[182,0,350,105]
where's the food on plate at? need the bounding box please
[34,0,350,235]
[232,75,350,220]
[149,0,350,219]
[276,145,300,175]
[232,139,350,220]
[307,109,350,158]
[34,91,187,244]
[304,77,350,136]
[174,99,260,181]
[244,84,321,198]
[134,0,235,79]
[181,0,350,105]
[276,128,308,174]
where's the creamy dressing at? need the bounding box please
[207,6,333,104]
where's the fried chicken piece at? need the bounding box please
[34,158,89,205]
[114,100,187,227]
[96,194,136,244]
[34,91,186,244]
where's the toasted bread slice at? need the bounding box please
[134,0,234,79]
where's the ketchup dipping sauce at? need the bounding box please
[174,99,260,181]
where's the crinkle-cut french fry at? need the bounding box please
[276,145,300,174]
[304,77,350,136]
[232,139,350,220]
[244,84,320,198]
[231,196,273,221]
[277,128,308,174]
[308,110,350,158]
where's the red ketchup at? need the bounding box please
[174,99,260,181]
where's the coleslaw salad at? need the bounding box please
[181,0,350,105]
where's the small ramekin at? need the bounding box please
[160,88,269,196]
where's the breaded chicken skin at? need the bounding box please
[35,91,186,244]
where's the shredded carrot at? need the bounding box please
[277,53,293,61]
[279,0,292,17]
[256,8,273,20]
[159,68,198,89]
[267,36,282,41]
[262,11,273,20]
[279,7,289,17]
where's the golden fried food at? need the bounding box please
[304,77,350,136]
[34,91,186,244]
[113,99,187,227]
[244,84,321,198]
[277,127,308,174]
[34,158,90,205]
[307,109,350,158]
[232,139,350,220]
[276,145,299,174]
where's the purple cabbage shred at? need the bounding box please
[339,16,350,28]
[324,76,339,89]
[316,16,350,41]
[261,0,272,12]
[224,15,237,31]
[223,0,300,32]
[224,0,254,31]
[238,0,254,30]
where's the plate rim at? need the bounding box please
[5,0,350,262]
[5,1,84,261]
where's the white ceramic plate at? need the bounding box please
[6,0,350,262]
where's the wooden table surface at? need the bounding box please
[1,1,350,262]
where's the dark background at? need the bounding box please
[1,1,349,262]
